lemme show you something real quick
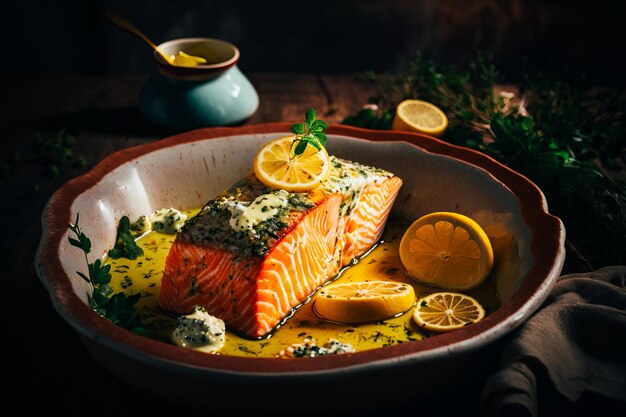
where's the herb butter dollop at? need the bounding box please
[277,338,354,358]
[131,207,187,235]
[171,307,225,353]
[323,157,393,216]
[130,214,151,234]
[228,190,289,232]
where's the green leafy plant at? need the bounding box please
[69,214,146,334]
[343,52,626,268]
[290,108,329,156]
[108,216,144,260]
[1,128,87,194]
[342,106,394,130]
[35,129,87,179]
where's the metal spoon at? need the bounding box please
[105,11,207,67]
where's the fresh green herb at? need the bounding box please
[108,216,145,260]
[343,51,626,267]
[68,214,146,334]
[1,128,87,187]
[287,193,315,211]
[189,277,199,296]
[120,275,133,289]
[290,108,329,157]
[342,106,394,130]
[237,345,258,355]
[35,129,87,177]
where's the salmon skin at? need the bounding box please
[159,156,403,338]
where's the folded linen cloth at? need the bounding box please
[481,266,626,417]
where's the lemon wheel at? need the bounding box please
[392,99,448,137]
[253,136,330,192]
[413,292,485,332]
[399,212,494,291]
[314,280,416,324]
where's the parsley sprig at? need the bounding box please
[290,108,329,157]
[108,216,144,260]
[69,214,146,334]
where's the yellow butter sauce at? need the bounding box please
[107,210,500,357]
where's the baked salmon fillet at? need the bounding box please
[159,156,402,338]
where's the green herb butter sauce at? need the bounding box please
[171,306,225,353]
[130,215,151,234]
[324,157,393,216]
[227,190,289,232]
[277,338,355,358]
[106,209,500,357]
[131,207,187,235]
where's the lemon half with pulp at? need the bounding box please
[399,212,494,291]
[392,99,448,137]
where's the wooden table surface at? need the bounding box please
[0,74,612,416]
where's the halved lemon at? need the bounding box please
[399,212,494,291]
[413,292,485,332]
[315,280,416,324]
[392,99,448,137]
[253,136,330,192]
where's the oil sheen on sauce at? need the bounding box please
[107,209,500,358]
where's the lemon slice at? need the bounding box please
[315,280,416,324]
[399,212,494,291]
[253,136,331,192]
[392,99,448,137]
[413,292,485,332]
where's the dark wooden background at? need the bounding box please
[2,0,626,84]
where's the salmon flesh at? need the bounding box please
[159,156,403,338]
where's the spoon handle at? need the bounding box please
[105,11,171,64]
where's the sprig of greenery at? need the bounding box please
[342,106,394,130]
[69,214,146,334]
[35,129,87,179]
[290,108,329,157]
[343,51,626,268]
[1,128,87,194]
[108,216,144,260]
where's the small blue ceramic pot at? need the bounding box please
[139,38,259,130]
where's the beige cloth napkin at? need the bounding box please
[481,266,626,417]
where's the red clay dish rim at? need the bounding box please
[36,123,565,380]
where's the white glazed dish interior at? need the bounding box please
[37,130,565,381]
